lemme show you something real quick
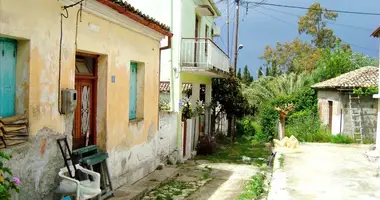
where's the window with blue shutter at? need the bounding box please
[129,62,138,120]
[0,38,17,118]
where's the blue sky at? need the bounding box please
[214,0,380,78]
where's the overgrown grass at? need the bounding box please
[237,172,266,200]
[196,138,272,166]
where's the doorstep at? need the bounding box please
[110,167,179,200]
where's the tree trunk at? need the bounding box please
[231,116,236,142]
[211,108,216,135]
[279,114,286,139]
[227,114,232,137]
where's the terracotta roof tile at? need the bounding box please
[160,82,192,92]
[96,0,172,36]
[312,66,379,89]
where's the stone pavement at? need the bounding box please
[111,167,179,200]
[268,143,380,200]
[110,160,260,200]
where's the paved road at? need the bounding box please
[271,143,380,200]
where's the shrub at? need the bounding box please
[331,134,354,144]
[237,116,261,136]
[0,152,19,199]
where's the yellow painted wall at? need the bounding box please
[0,0,161,151]
[181,72,212,85]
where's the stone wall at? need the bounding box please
[317,90,378,140]
[108,111,178,189]
[3,114,74,200]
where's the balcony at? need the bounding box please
[180,38,230,77]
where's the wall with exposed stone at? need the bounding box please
[109,111,179,189]
[317,90,378,141]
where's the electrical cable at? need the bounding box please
[247,1,380,16]
[251,9,378,54]
[257,6,374,32]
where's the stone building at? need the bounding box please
[312,66,379,142]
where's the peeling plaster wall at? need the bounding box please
[109,111,178,189]
[0,0,164,198]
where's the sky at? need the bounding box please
[213,0,380,78]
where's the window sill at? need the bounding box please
[129,118,144,125]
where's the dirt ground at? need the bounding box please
[271,143,380,200]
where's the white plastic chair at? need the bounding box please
[56,164,101,200]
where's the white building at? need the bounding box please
[128,0,230,159]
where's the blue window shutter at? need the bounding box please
[0,38,17,118]
[129,62,138,120]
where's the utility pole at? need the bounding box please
[227,0,230,58]
[233,0,240,74]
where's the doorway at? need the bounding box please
[328,101,333,131]
[73,53,98,149]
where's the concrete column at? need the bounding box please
[191,83,200,105]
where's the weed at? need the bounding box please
[331,134,354,144]
[238,172,266,200]
[200,172,211,180]
[196,138,272,166]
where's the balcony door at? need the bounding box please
[194,15,200,67]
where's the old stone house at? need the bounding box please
[0,0,177,199]
[312,66,379,142]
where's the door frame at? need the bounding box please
[74,52,98,148]
[328,101,333,131]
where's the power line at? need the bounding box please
[257,6,374,32]
[251,9,378,53]
[247,1,380,16]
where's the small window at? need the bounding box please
[129,62,145,121]
[75,55,95,75]
[129,62,138,120]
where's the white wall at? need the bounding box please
[317,90,343,135]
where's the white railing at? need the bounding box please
[180,38,230,72]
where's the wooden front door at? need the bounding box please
[328,101,333,131]
[74,54,97,149]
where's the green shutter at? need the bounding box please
[0,38,17,117]
[129,62,138,120]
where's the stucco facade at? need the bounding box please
[317,90,378,141]
[0,0,173,198]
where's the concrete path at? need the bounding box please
[270,143,380,200]
[188,161,259,200]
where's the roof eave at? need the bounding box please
[371,26,380,38]
[96,0,173,37]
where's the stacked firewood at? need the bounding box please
[0,115,28,148]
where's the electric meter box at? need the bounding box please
[61,89,77,114]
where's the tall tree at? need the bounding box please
[260,38,321,75]
[242,65,254,85]
[258,66,264,79]
[298,2,347,49]
[237,68,242,80]
[265,67,270,76]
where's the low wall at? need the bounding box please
[109,111,178,189]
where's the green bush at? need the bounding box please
[286,109,333,142]
[331,134,354,144]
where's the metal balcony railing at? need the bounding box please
[180,38,230,73]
